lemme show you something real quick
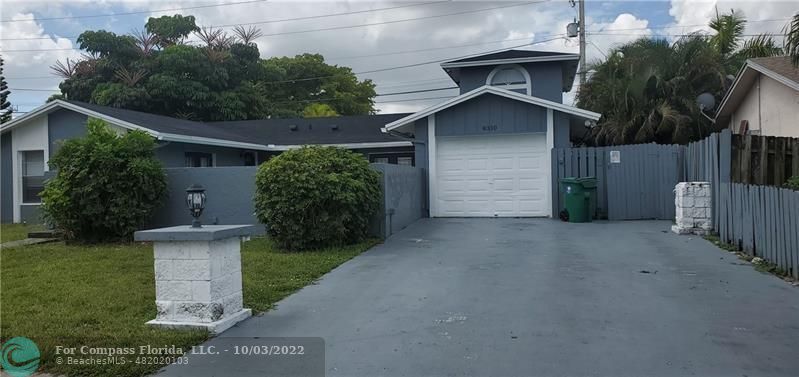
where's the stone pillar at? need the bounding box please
[672,182,712,235]
[134,225,254,334]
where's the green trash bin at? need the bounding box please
[559,177,597,223]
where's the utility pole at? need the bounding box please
[578,0,586,85]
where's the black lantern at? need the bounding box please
[185,184,207,228]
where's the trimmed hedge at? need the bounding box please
[254,147,381,250]
[40,118,167,242]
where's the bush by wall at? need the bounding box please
[786,176,799,191]
[41,118,167,242]
[254,146,381,250]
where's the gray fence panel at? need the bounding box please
[718,181,799,279]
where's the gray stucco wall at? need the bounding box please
[48,109,89,156]
[147,166,260,229]
[457,62,564,103]
[1,132,13,223]
[370,163,426,238]
[436,93,547,136]
[20,205,41,223]
[154,142,250,167]
[554,112,571,148]
[147,164,425,240]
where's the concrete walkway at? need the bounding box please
[158,219,799,377]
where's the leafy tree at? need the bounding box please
[145,14,199,47]
[262,54,376,118]
[302,103,338,118]
[0,56,11,124]
[51,15,376,120]
[577,10,784,146]
[40,118,167,242]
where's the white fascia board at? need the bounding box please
[714,63,759,120]
[265,141,412,151]
[0,100,162,138]
[383,85,601,132]
[440,55,580,69]
[156,132,270,151]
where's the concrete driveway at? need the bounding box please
[159,219,799,377]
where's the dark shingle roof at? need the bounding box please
[447,49,578,64]
[66,101,410,146]
[213,114,412,145]
[749,56,799,86]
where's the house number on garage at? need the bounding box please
[481,125,498,132]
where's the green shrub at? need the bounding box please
[254,146,381,250]
[785,176,799,190]
[41,118,167,242]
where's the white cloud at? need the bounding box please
[0,13,81,113]
[668,0,797,40]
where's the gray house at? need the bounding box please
[382,49,601,218]
[1,48,601,224]
[0,100,414,223]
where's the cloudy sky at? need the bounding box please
[0,0,796,116]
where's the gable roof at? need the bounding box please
[382,85,601,132]
[440,49,579,68]
[0,100,412,151]
[715,56,799,122]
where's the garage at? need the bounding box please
[435,133,548,217]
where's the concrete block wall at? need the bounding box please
[153,237,243,323]
[672,182,712,235]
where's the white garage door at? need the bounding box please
[435,133,548,217]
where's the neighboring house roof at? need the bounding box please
[715,56,799,122]
[0,100,413,151]
[382,85,601,133]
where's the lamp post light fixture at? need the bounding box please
[186,184,207,228]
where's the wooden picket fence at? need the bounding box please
[718,183,799,279]
[731,134,799,186]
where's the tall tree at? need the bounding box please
[577,10,784,146]
[786,13,799,66]
[0,56,11,124]
[50,15,376,121]
[302,103,339,118]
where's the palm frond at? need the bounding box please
[232,26,263,44]
[114,67,148,86]
[131,29,157,56]
[50,59,78,79]
[737,34,782,59]
[784,13,799,67]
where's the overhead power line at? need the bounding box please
[0,1,543,43]
[7,35,567,96]
[0,0,271,23]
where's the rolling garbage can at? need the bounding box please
[559,177,597,223]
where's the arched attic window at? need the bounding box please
[486,64,531,95]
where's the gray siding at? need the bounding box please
[554,112,571,148]
[436,94,547,136]
[148,166,260,229]
[48,109,88,156]
[457,62,564,103]
[1,132,12,222]
[154,142,249,167]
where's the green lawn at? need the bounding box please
[0,236,379,377]
[0,223,44,243]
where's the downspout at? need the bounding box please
[757,75,762,133]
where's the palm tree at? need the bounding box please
[785,13,799,66]
[577,10,784,146]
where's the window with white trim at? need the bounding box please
[21,150,45,203]
[185,152,214,167]
[486,64,531,95]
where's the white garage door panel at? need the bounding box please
[435,133,548,217]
